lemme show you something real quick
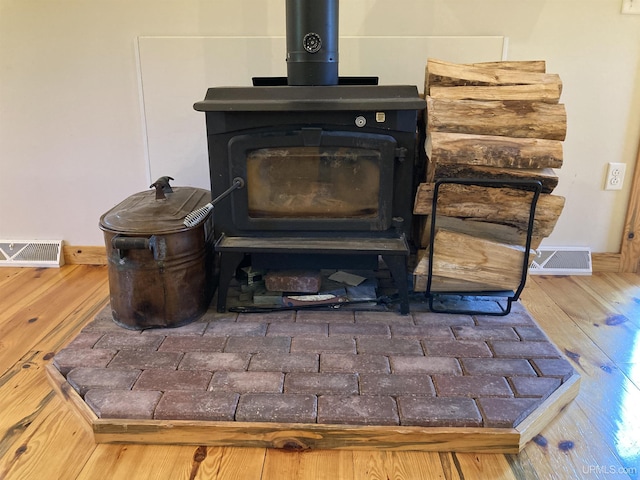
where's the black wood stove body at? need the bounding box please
[193,0,426,314]
[194,85,424,314]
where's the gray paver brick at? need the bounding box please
[179,352,250,372]
[142,321,208,336]
[107,350,183,370]
[462,358,537,376]
[477,397,540,427]
[158,336,226,353]
[204,322,267,337]
[390,356,461,375]
[423,340,492,358]
[249,353,319,373]
[357,337,423,355]
[154,391,239,421]
[433,375,513,398]
[475,311,535,326]
[134,369,213,391]
[295,311,355,323]
[355,311,414,325]
[85,389,162,419]
[531,358,575,380]
[236,311,295,323]
[291,336,356,354]
[510,376,561,398]
[67,367,141,396]
[491,341,561,359]
[210,371,284,393]
[320,354,390,374]
[318,395,399,425]
[360,374,435,396]
[284,373,358,395]
[81,310,142,333]
[413,312,474,326]
[268,323,328,337]
[236,394,317,423]
[452,326,519,341]
[390,325,454,339]
[398,396,482,427]
[514,326,549,341]
[330,323,390,337]
[53,348,118,375]
[64,332,104,349]
[225,336,291,354]
[94,333,165,351]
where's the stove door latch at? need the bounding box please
[395,147,407,163]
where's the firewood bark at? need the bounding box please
[426,97,567,141]
[418,216,544,250]
[425,58,562,91]
[427,132,563,170]
[432,164,558,193]
[429,84,561,103]
[413,183,565,238]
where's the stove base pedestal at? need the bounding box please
[215,235,411,314]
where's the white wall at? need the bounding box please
[1,0,639,251]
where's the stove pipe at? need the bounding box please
[286,0,339,86]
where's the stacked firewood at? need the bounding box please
[413,58,566,293]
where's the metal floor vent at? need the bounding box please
[0,240,64,268]
[529,247,591,276]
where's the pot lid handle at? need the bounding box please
[150,176,174,200]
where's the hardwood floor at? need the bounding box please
[0,265,638,479]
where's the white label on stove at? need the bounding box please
[376,112,386,123]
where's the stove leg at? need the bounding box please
[381,254,409,315]
[217,252,244,313]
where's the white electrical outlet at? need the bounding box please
[622,0,640,14]
[605,162,626,190]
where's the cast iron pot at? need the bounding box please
[99,177,215,330]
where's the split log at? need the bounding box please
[425,58,562,92]
[427,132,563,170]
[413,183,565,238]
[467,60,546,73]
[413,255,509,293]
[426,97,567,141]
[432,165,558,193]
[418,215,544,250]
[429,84,561,103]
[421,229,533,292]
[413,248,529,293]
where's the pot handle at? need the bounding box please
[112,235,160,260]
[150,176,174,200]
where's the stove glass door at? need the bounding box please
[228,129,396,231]
[246,145,380,219]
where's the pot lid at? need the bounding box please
[99,177,211,234]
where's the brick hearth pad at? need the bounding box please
[51,301,577,431]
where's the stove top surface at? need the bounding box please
[194,84,426,113]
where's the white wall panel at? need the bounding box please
[137,36,504,189]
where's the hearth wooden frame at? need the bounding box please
[45,363,579,453]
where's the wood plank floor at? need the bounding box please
[0,265,638,479]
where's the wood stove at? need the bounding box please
[193,0,426,313]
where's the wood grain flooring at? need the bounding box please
[0,265,638,479]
